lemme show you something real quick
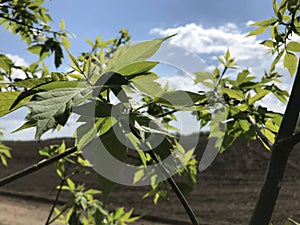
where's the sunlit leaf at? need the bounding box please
[154,90,206,107]
[271,49,284,72]
[221,87,244,100]
[248,89,270,105]
[27,87,91,139]
[131,72,162,96]
[67,50,82,73]
[117,61,159,76]
[286,41,300,52]
[0,143,11,166]
[283,52,298,76]
[60,18,65,30]
[247,26,268,37]
[0,92,31,117]
[260,40,275,48]
[107,35,175,72]
[249,18,277,27]
[9,78,50,88]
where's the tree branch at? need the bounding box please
[130,126,199,225]
[0,13,61,36]
[0,146,77,188]
[45,176,65,225]
[148,150,199,225]
[249,59,300,225]
[45,162,70,225]
[247,115,273,149]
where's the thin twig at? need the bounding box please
[45,178,65,224]
[247,115,273,149]
[0,13,62,35]
[213,66,228,93]
[45,163,70,225]
[156,109,178,118]
[130,127,199,225]
[0,146,77,188]
[48,206,69,224]
[148,150,199,225]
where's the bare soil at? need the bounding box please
[0,137,299,225]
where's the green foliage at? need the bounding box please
[27,86,91,139]
[1,0,300,224]
[106,35,174,72]
[195,51,287,152]
[0,0,72,94]
[55,182,138,225]
[0,22,198,221]
[249,0,300,75]
[0,125,11,167]
[0,91,32,117]
[0,142,11,166]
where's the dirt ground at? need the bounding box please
[0,137,299,225]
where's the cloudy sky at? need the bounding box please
[0,0,295,140]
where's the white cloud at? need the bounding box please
[150,23,266,72]
[7,54,29,67]
[6,54,29,79]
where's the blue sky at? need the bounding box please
[0,0,293,140]
[1,0,273,58]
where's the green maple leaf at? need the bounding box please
[27,87,91,139]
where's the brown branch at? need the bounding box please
[0,13,62,36]
[0,146,77,188]
[249,59,300,225]
[130,126,199,225]
[247,115,273,149]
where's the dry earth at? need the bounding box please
[0,137,299,225]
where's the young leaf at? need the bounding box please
[270,49,284,72]
[67,50,82,73]
[260,40,275,48]
[9,78,49,88]
[133,169,145,184]
[60,18,65,30]
[75,121,98,149]
[273,0,279,14]
[283,52,298,76]
[27,44,44,55]
[249,18,277,27]
[247,26,268,37]
[221,87,244,100]
[117,61,159,76]
[131,72,162,96]
[225,49,231,61]
[154,90,206,107]
[248,89,270,105]
[107,35,175,72]
[0,143,11,166]
[286,41,300,52]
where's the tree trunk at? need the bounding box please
[249,60,300,225]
